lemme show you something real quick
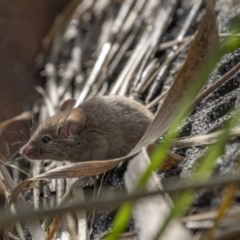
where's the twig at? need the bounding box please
[75,42,111,106]
[135,38,191,97]
[34,86,55,117]
[191,61,240,107]
[158,33,240,51]
[146,89,168,109]
[158,35,194,51]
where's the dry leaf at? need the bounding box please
[182,205,240,223]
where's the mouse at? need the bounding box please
[20,96,154,162]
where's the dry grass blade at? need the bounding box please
[146,89,168,109]
[55,163,64,206]
[8,157,131,206]
[65,213,78,240]
[147,144,183,170]
[75,41,111,106]
[9,149,180,207]
[182,205,240,222]
[110,25,151,96]
[0,165,47,240]
[75,0,132,105]
[158,35,194,51]
[35,86,55,116]
[105,0,146,71]
[206,165,240,239]
[45,62,59,109]
[124,148,192,240]
[47,215,61,240]
[136,38,192,98]
[157,33,239,52]
[173,126,240,148]
[0,108,38,136]
[107,0,158,79]
[132,0,219,151]
[32,161,41,210]
[192,61,240,107]
[76,37,111,103]
[67,179,88,240]
[0,177,6,196]
[7,232,20,240]
[177,0,202,42]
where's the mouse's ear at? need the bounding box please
[61,108,86,139]
[60,99,76,112]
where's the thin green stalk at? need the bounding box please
[106,202,134,239]
[11,206,26,240]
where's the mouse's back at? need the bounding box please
[79,96,153,159]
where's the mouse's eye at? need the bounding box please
[42,136,51,143]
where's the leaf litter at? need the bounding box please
[2,0,240,239]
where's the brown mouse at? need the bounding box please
[20,96,154,162]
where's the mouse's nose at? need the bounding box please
[20,145,37,159]
[20,146,28,156]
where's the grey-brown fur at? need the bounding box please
[20,96,153,162]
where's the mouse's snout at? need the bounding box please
[20,144,38,159]
[20,146,28,156]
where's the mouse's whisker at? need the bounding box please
[17,119,32,137]
[12,140,25,146]
[10,131,28,143]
